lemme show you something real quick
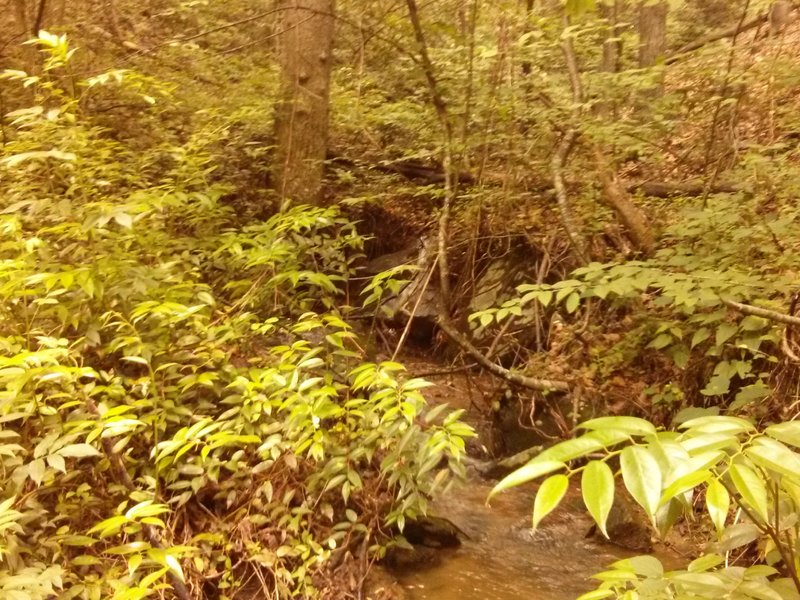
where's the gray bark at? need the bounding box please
[273,0,336,205]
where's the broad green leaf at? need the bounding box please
[581,460,614,537]
[691,327,711,348]
[536,433,623,464]
[489,460,564,499]
[655,497,684,538]
[729,463,769,523]
[766,421,800,448]
[681,432,738,455]
[575,591,614,600]
[715,322,738,347]
[579,416,656,437]
[629,555,664,578]
[680,415,754,435]
[746,437,800,480]
[649,333,673,350]
[28,458,46,485]
[620,446,662,517]
[688,553,725,572]
[716,522,761,552]
[705,479,729,533]
[565,292,580,314]
[532,474,569,530]
[165,553,185,582]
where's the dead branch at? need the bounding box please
[404,0,571,395]
[722,297,800,327]
[437,319,570,392]
[594,147,656,255]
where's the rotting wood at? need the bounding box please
[594,147,656,255]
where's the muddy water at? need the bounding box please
[396,479,645,600]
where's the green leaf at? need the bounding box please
[746,437,800,479]
[581,460,614,537]
[28,458,46,485]
[575,591,614,600]
[532,474,569,530]
[565,292,580,314]
[536,433,623,464]
[659,469,710,506]
[46,453,66,473]
[620,446,662,517]
[705,478,729,533]
[680,416,754,435]
[766,421,800,448]
[579,416,656,437]
[489,460,564,499]
[691,327,711,348]
[715,322,738,347]
[57,443,101,458]
[629,555,664,578]
[729,463,769,523]
[649,333,673,350]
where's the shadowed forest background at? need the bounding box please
[2,0,800,599]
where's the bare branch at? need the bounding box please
[722,298,800,327]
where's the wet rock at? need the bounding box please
[590,494,653,552]
[403,516,465,548]
[384,544,442,570]
[365,236,440,345]
[383,516,464,573]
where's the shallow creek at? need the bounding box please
[395,478,640,600]
[389,361,680,600]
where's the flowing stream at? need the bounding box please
[395,479,638,600]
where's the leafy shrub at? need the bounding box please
[490,414,800,600]
[0,33,471,600]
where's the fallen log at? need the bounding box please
[626,180,744,198]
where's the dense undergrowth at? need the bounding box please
[0,35,470,600]
[3,1,800,599]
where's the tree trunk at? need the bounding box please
[638,1,668,67]
[638,0,667,95]
[601,0,624,73]
[273,0,336,205]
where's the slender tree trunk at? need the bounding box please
[638,0,667,95]
[601,0,624,73]
[273,0,335,205]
